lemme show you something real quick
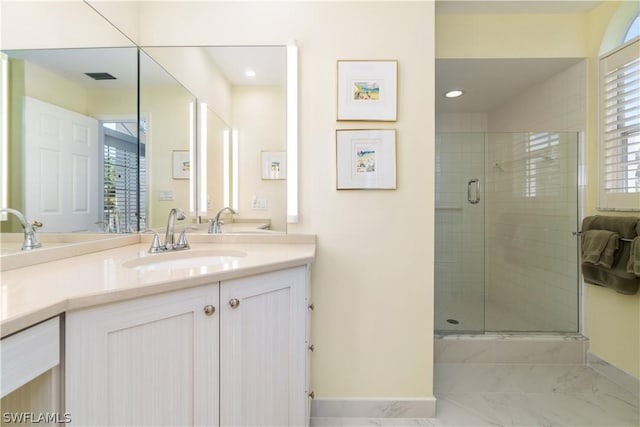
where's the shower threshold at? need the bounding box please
[434,333,588,364]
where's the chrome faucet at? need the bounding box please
[0,208,42,251]
[142,208,190,253]
[209,207,237,234]
[165,208,186,249]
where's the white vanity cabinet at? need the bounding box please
[1,317,62,423]
[220,266,309,426]
[65,283,220,426]
[65,265,310,426]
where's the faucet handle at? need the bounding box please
[142,229,165,253]
[30,220,43,229]
[176,226,197,250]
[208,218,222,234]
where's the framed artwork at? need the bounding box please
[261,151,286,180]
[336,129,396,190]
[337,60,398,121]
[172,150,190,179]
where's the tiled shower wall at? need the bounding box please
[434,133,485,332]
[434,60,586,333]
[488,61,587,133]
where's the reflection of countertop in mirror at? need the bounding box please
[189,220,271,234]
[0,234,316,338]
[1,234,140,271]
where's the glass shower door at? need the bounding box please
[434,133,485,333]
[484,132,580,332]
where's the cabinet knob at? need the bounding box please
[203,305,216,316]
[308,344,315,352]
[308,391,315,399]
[229,298,240,309]
[308,303,315,311]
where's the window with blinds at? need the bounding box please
[598,38,640,211]
[525,132,560,198]
[103,127,146,232]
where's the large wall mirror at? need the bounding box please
[141,46,287,232]
[1,2,289,237]
[0,47,197,234]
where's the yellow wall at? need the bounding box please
[437,1,640,378]
[437,12,589,58]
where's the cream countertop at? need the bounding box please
[0,236,316,338]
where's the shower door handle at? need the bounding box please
[467,179,480,204]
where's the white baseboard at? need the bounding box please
[311,397,436,418]
[587,352,640,399]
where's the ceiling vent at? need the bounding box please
[85,72,116,80]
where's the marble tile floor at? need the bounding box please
[311,363,639,427]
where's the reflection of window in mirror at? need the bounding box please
[100,120,146,233]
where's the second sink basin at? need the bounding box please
[123,249,247,272]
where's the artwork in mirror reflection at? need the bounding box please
[141,46,288,232]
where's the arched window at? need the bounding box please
[623,14,639,42]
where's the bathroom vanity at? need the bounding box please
[0,234,315,426]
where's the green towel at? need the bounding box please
[627,237,640,277]
[582,229,620,269]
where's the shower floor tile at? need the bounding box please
[311,363,639,426]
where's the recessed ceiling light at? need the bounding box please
[245,69,256,78]
[444,90,464,98]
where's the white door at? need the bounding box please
[23,97,99,232]
[220,267,308,426]
[65,284,220,426]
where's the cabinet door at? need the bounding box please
[220,266,307,426]
[66,285,219,426]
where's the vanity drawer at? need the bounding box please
[1,317,60,397]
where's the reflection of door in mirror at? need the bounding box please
[23,97,99,232]
[1,48,139,234]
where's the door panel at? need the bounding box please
[24,97,99,232]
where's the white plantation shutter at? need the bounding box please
[598,38,640,210]
[103,128,146,231]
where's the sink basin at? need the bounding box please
[123,249,247,272]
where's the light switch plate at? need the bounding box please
[159,190,175,201]
[251,197,268,210]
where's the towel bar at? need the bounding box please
[573,231,633,243]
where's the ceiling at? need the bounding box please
[435,58,584,113]
[3,46,286,90]
[3,48,176,88]
[203,47,285,86]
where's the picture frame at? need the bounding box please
[172,150,190,180]
[261,151,287,180]
[337,60,398,121]
[336,129,397,190]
